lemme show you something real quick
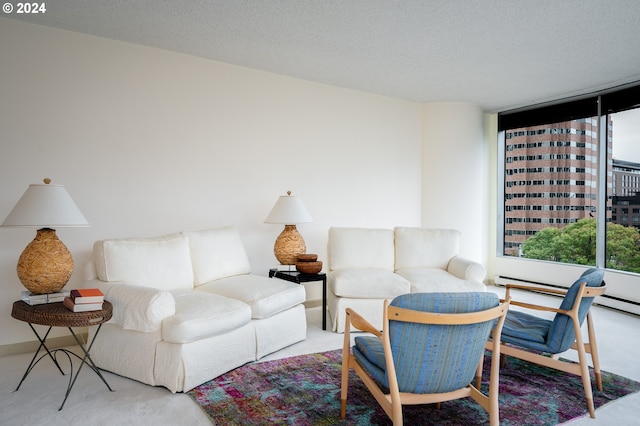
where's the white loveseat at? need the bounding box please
[327,226,486,332]
[84,226,307,393]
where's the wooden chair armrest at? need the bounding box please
[504,283,568,309]
[506,281,606,298]
[505,283,568,296]
[505,280,604,315]
[345,308,382,337]
[509,299,568,315]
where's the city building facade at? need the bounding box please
[503,118,611,256]
[612,159,640,229]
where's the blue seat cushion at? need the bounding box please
[502,310,551,344]
[353,336,388,387]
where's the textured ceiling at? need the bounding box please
[6,0,640,111]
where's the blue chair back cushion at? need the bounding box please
[546,268,604,353]
[353,292,499,394]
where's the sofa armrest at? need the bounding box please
[447,256,486,282]
[85,279,176,332]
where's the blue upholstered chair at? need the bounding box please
[486,268,606,418]
[341,292,510,426]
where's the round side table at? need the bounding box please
[11,300,114,410]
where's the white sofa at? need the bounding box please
[327,226,486,332]
[84,226,306,393]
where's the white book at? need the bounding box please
[21,290,71,305]
[63,297,103,312]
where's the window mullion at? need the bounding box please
[596,97,607,268]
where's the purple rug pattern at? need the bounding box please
[187,349,640,425]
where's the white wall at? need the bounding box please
[421,103,488,264]
[0,19,427,345]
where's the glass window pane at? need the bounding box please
[503,118,599,265]
[607,108,640,273]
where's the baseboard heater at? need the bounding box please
[494,275,568,291]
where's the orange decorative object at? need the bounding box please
[295,261,322,274]
[297,254,318,262]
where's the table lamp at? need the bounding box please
[264,191,313,265]
[1,178,90,294]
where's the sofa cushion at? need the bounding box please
[94,233,194,291]
[196,274,306,319]
[329,227,395,271]
[162,291,252,344]
[396,268,486,293]
[394,227,460,270]
[329,268,410,298]
[183,227,251,286]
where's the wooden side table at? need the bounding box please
[269,268,328,330]
[11,300,114,410]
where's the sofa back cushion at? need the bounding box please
[94,233,194,291]
[329,227,395,271]
[394,227,460,270]
[183,227,251,285]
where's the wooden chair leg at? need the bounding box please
[572,316,596,418]
[340,318,352,419]
[475,355,484,388]
[586,311,603,391]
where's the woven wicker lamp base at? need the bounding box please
[17,228,74,294]
[273,224,306,265]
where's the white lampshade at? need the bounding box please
[2,179,89,228]
[264,191,313,225]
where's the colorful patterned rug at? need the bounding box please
[187,349,640,425]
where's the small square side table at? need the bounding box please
[269,269,327,330]
[11,300,114,410]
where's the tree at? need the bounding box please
[520,227,563,261]
[521,218,640,273]
[606,223,640,272]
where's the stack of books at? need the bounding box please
[22,290,70,305]
[63,288,105,312]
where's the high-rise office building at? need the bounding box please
[612,159,640,196]
[503,117,612,256]
[612,159,640,229]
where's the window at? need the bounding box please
[498,84,640,274]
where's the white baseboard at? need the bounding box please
[0,333,88,357]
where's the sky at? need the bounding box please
[612,109,640,163]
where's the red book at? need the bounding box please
[63,296,103,312]
[70,288,104,304]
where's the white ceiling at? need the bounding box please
[6,0,640,111]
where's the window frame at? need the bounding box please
[497,83,640,272]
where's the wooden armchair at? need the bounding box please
[485,268,606,418]
[341,292,510,426]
